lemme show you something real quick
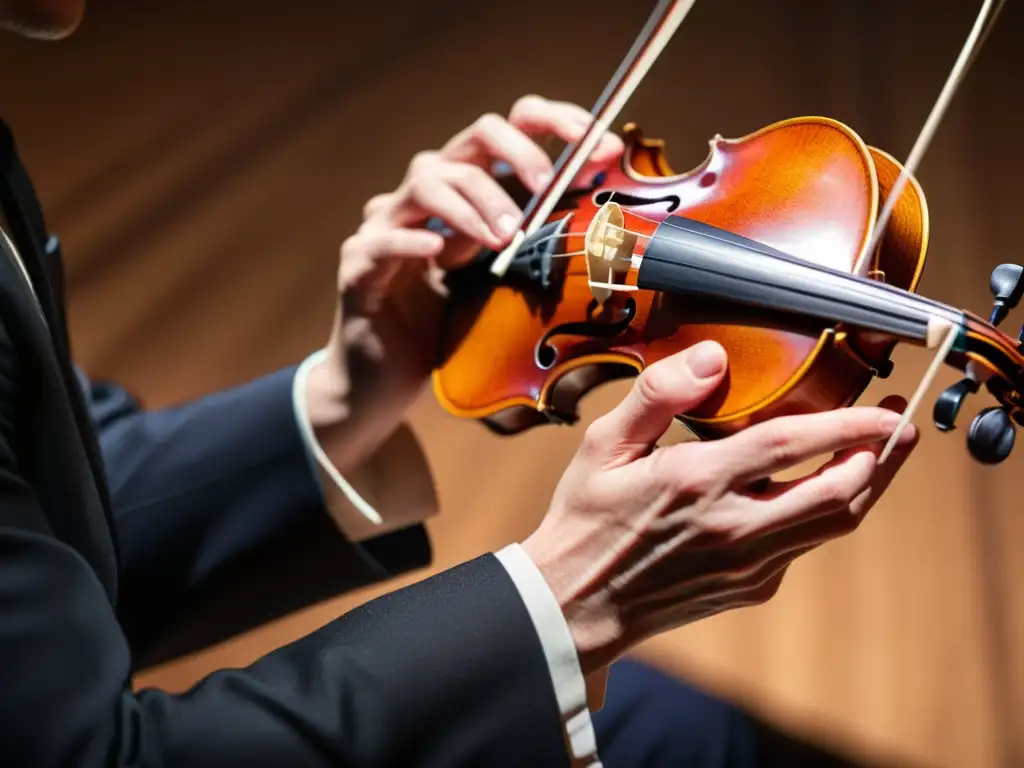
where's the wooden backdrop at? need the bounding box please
[2,1,1021,765]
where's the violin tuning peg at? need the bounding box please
[934,377,980,432]
[967,407,1016,464]
[987,263,1024,326]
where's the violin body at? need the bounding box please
[433,117,929,439]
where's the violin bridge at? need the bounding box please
[584,201,637,304]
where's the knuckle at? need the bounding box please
[404,173,432,201]
[409,150,438,173]
[646,443,725,501]
[634,366,671,408]
[812,477,853,509]
[580,420,609,458]
[338,234,364,263]
[474,112,505,136]
[647,448,685,491]
[374,230,399,255]
[361,193,390,219]
[509,93,545,119]
[677,457,719,498]
[755,423,797,465]
[356,217,379,235]
[679,448,729,495]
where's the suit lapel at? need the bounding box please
[22,232,117,517]
[0,120,120,590]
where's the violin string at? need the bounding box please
[570,0,1003,314]
[530,218,958,326]
[549,250,588,259]
[651,214,965,319]
[616,218,963,327]
[603,225,653,240]
[489,0,699,277]
[522,226,653,252]
[601,207,667,227]
[524,214,961,327]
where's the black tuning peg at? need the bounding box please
[988,263,1024,327]
[934,377,980,432]
[967,407,1016,464]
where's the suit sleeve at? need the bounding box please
[0,519,571,766]
[75,366,433,665]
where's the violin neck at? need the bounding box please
[636,214,967,350]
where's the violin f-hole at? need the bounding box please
[593,190,681,213]
[535,298,637,369]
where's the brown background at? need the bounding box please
[2,1,1022,766]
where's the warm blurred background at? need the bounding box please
[2,1,1022,766]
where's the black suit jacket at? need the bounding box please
[0,120,569,766]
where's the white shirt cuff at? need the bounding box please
[291,349,437,541]
[495,543,602,768]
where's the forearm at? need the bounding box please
[303,292,436,479]
[135,556,570,767]
[3,528,572,768]
[297,284,443,541]
[82,363,431,651]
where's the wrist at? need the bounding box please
[303,349,351,430]
[303,311,430,478]
[521,530,627,676]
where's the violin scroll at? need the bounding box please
[931,261,1024,463]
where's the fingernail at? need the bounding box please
[534,171,552,190]
[497,213,519,237]
[687,341,726,379]
[879,412,902,431]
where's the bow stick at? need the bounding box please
[876,0,1006,463]
[489,0,699,277]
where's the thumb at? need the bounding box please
[588,341,728,466]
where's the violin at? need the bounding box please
[432,0,1018,463]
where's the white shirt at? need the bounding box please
[292,349,601,767]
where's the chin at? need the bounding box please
[0,0,85,39]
